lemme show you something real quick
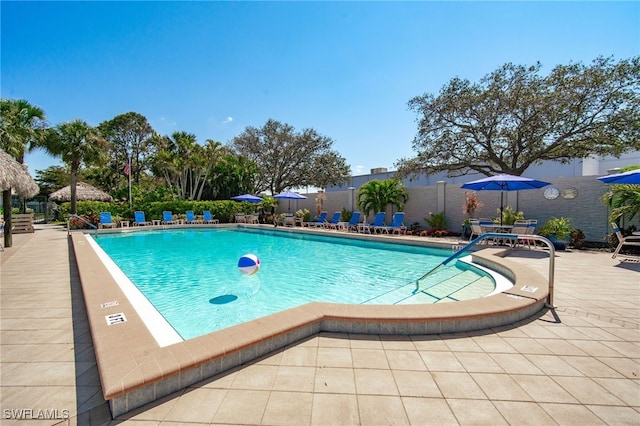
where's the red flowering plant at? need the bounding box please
[463,191,482,224]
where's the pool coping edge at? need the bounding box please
[70,231,549,417]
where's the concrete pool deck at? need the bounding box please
[1,224,638,425]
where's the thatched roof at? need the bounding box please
[0,149,39,198]
[49,182,113,202]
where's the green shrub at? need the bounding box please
[340,208,353,222]
[424,212,447,230]
[58,200,249,223]
[539,217,574,241]
[495,206,525,225]
[296,209,311,221]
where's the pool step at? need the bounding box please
[424,271,494,302]
[364,268,494,305]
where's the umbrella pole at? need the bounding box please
[500,191,504,226]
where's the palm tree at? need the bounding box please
[357,179,409,219]
[0,99,46,162]
[603,184,640,225]
[0,99,47,217]
[42,120,108,214]
[151,131,201,199]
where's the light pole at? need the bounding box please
[348,187,355,212]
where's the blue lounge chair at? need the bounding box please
[162,211,177,225]
[324,211,342,229]
[99,212,116,229]
[185,211,203,224]
[133,211,151,226]
[376,212,406,234]
[202,210,219,224]
[338,212,361,232]
[306,211,328,227]
[360,212,386,234]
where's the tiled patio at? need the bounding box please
[1,224,638,425]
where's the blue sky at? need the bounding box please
[2,1,638,177]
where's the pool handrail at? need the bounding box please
[66,214,98,236]
[415,233,556,307]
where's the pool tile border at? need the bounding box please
[70,229,549,417]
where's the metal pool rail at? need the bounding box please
[66,214,98,236]
[416,233,556,307]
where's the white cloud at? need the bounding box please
[354,165,365,175]
[161,117,176,125]
[222,116,233,124]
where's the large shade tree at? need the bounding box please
[397,56,640,178]
[43,120,108,214]
[230,119,351,194]
[34,165,71,197]
[98,112,156,190]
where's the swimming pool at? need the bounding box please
[91,228,496,341]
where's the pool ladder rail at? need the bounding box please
[415,233,556,308]
[66,214,98,236]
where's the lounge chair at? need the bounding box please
[611,222,640,259]
[133,211,152,226]
[235,213,246,223]
[509,220,531,248]
[338,212,361,232]
[324,211,342,229]
[202,210,219,224]
[306,211,328,227]
[376,212,406,234]
[185,211,203,224]
[283,213,295,227]
[162,211,177,225]
[360,212,386,234]
[246,213,260,224]
[99,212,116,229]
[468,219,494,244]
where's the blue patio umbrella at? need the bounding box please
[231,194,263,203]
[274,191,307,212]
[597,169,640,185]
[461,174,550,225]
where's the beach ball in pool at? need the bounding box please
[238,254,260,275]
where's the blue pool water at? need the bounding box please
[93,228,493,340]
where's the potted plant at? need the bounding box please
[538,217,574,250]
[295,208,310,225]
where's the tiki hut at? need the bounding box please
[1,148,40,248]
[0,149,39,198]
[48,182,113,202]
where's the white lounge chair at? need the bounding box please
[611,222,640,259]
